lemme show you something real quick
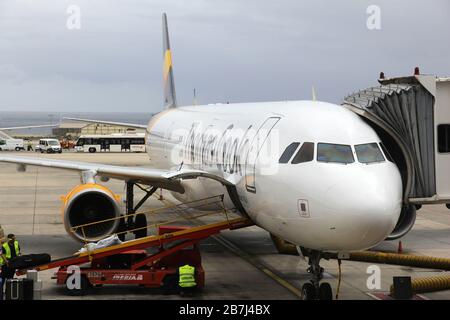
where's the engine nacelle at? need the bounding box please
[62,184,121,242]
[385,204,416,240]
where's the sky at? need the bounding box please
[0,0,449,113]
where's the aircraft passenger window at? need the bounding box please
[278,142,300,163]
[317,143,354,164]
[438,124,450,153]
[379,143,394,162]
[354,143,385,164]
[292,142,314,164]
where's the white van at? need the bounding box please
[38,138,62,153]
[0,139,24,151]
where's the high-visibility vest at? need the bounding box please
[178,265,196,288]
[0,241,20,265]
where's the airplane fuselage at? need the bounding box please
[146,100,403,252]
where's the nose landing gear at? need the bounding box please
[301,250,333,300]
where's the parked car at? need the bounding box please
[37,138,62,153]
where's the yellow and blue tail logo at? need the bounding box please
[162,13,177,109]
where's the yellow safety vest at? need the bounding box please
[0,241,20,266]
[179,265,196,288]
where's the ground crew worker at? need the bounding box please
[0,234,21,295]
[0,230,3,300]
[0,224,4,241]
[0,234,21,264]
[178,264,197,296]
[26,140,33,151]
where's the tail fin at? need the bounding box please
[162,13,177,109]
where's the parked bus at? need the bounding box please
[75,133,146,153]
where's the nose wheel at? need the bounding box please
[301,250,333,300]
[301,282,333,300]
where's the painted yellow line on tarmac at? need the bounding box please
[153,193,304,299]
[261,268,304,298]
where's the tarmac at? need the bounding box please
[1,150,450,300]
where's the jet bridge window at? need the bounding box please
[279,142,300,163]
[317,143,354,164]
[292,142,314,164]
[354,143,385,164]
[438,124,450,153]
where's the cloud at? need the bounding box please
[0,0,449,112]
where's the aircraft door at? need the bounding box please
[245,117,280,193]
[164,121,175,155]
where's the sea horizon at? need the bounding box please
[0,111,153,135]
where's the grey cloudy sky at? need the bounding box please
[0,0,449,113]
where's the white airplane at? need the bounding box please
[0,14,405,299]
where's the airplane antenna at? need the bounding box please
[312,86,317,101]
[193,88,198,106]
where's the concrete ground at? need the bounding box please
[1,150,450,300]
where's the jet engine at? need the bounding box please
[385,204,416,240]
[62,184,121,242]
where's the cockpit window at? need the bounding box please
[279,142,300,163]
[292,142,314,164]
[355,143,385,164]
[317,143,354,164]
[379,142,394,162]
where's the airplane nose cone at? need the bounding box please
[323,169,402,251]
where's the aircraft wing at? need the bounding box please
[63,117,148,130]
[0,155,232,193]
[0,124,59,131]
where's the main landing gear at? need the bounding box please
[119,182,158,241]
[301,250,333,300]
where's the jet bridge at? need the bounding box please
[343,71,450,239]
[343,71,450,205]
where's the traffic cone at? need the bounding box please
[397,241,403,254]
